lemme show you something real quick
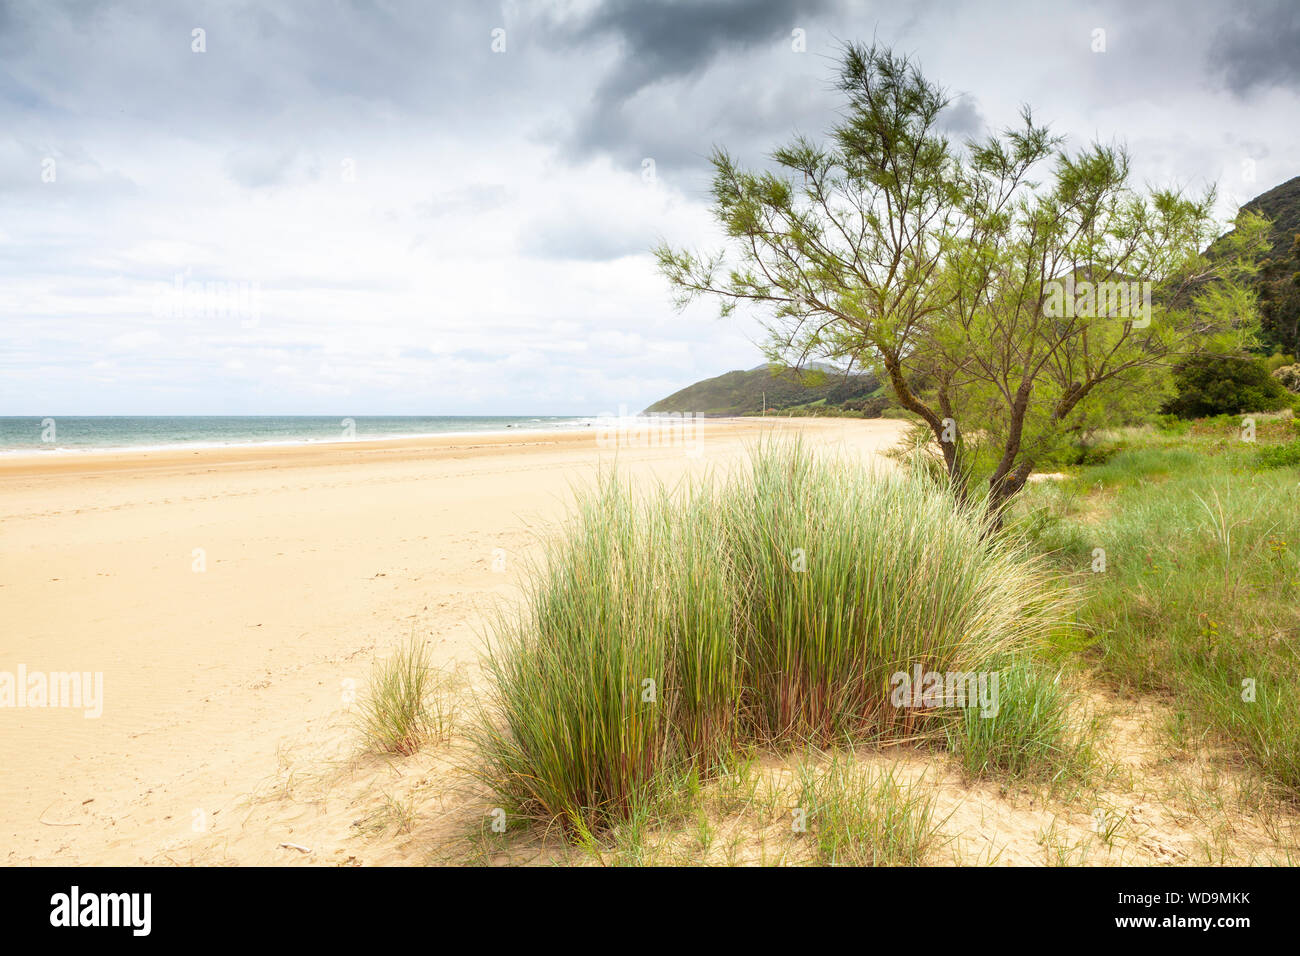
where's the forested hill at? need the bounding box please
[1240,175,1300,355]
[643,363,883,417]
[1243,174,1300,246]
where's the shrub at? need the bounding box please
[1257,439,1300,469]
[843,394,891,417]
[1162,354,1294,418]
[1264,353,1297,374]
[1273,363,1300,394]
[473,441,1077,834]
[1154,414,1192,436]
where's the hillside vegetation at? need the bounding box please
[644,363,883,417]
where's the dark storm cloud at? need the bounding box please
[561,0,832,102]
[1209,0,1300,94]
[0,0,521,141]
[547,0,842,168]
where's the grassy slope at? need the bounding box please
[1010,415,1300,793]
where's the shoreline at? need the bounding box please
[0,420,598,462]
[0,414,893,464]
[0,416,845,479]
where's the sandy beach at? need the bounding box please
[0,416,907,865]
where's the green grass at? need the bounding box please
[795,758,947,865]
[356,635,453,756]
[947,657,1097,784]
[1011,432,1300,794]
[1256,439,1300,469]
[473,440,1082,837]
[725,440,1068,745]
[470,477,738,834]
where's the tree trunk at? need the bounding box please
[881,357,970,501]
[985,460,1034,533]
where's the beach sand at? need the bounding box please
[0,416,907,865]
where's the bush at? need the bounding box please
[473,442,1078,834]
[1162,354,1294,418]
[1034,435,1128,469]
[1273,363,1300,394]
[842,394,890,417]
[1154,414,1193,436]
[1257,439,1300,469]
[1264,352,1297,374]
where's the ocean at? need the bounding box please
[0,415,596,455]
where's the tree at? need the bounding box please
[657,43,1270,523]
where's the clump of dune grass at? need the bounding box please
[795,758,946,866]
[948,658,1097,784]
[473,440,1077,837]
[356,635,451,756]
[471,478,738,834]
[723,440,1068,744]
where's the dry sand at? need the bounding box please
[0,416,905,864]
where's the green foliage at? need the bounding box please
[644,363,880,417]
[657,41,1269,515]
[1154,414,1193,436]
[1245,178,1300,355]
[1015,441,1300,794]
[1256,439,1300,469]
[473,442,1078,836]
[1210,176,1300,355]
[1265,352,1297,374]
[1162,354,1295,418]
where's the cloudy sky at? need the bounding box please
[3,0,1298,415]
